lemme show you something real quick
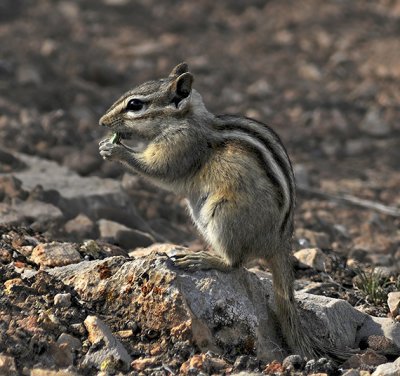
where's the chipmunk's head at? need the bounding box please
[99,62,194,141]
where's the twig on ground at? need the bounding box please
[297,185,400,218]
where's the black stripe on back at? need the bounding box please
[220,138,285,209]
[216,115,295,234]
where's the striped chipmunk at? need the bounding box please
[99,63,343,359]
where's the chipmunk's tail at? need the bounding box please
[269,251,319,359]
[269,251,355,362]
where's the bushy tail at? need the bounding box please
[269,251,319,359]
[269,251,355,362]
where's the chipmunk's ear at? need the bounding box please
[173,72,193,99]
[170,72,193,108]
[169,62,189,77]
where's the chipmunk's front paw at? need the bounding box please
[99,139,127,161]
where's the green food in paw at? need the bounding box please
[110,132,121,144]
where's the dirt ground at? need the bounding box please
[1,0,400,374]
[1,0,400,253]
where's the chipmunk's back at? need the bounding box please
[212,114,295,235]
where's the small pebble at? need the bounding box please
[387,292,400,317]
[305,358,336,375]
[283,354,305,371]
[54,293,72,308]
[70,323,86,336]
[0,354,17,375]
[57,333,82,351]
[233,355,261,371]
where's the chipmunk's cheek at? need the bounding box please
[133,139,151,152]
[118,133,151,153]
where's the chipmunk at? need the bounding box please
[99,63,337,359]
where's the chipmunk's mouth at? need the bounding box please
[111,131,150,153]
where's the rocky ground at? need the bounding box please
[1,0,400,375]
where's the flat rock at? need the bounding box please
[0,201,63,227]
[17,200,64,222]
[7,152,154,235]
[31,242,81,268]
[48,251,281,361]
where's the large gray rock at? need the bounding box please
[47,245,400,362]
[295,292,367,350]
[48,251,283,361]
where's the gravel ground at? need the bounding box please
[1,1,399,374]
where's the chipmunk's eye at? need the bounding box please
[126,99,144,112]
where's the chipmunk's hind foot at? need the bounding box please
[172,251,233,273]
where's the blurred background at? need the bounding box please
[1,0,399,269]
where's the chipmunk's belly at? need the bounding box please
[186,193,209,232]
[187,190,240,234]
[187,184,284,261]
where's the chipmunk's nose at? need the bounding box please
[99,115,107,127]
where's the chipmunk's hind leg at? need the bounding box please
[172,251,234,273]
